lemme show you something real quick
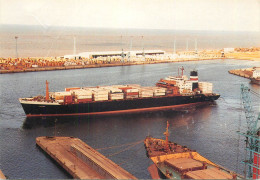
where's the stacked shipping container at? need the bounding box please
[93,89,109,101]
[50,77,213,105]
[72,89,92,103]
[198,82,213,94]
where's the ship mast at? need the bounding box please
[180,66,184,76]
[164,121,170,151]
[46,80,49,101]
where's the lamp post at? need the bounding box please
[15,36,18,58]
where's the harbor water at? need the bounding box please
[0,59,259,178]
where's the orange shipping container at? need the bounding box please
[125,92,139,96]
[65,87,81,92]
[77,98,92,103]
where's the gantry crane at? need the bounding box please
[239,84,260,179]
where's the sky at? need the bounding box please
[0,0,260,32]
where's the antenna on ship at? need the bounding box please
[163,121,170,151]
[180,66,184,76]
[46,80,49,101]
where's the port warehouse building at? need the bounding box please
[63,50,165,59]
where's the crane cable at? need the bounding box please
[250,90,260,99]
[95,139,143,151]
[118,144,144,166]
[107,141,143,157]
[107,140,143,157]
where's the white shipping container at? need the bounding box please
[199,82,213,87]
[93,91,108,95]
[77,95,92,99]
[109,89,122,93]
[126,88,139,93]
[94,95,108,98]
[140,93,153,96]
[201,91,212,93]
[110,96,124,100]
[199,85,213,88]
[94,98,108,101]
[140,94,153,97]
[153,88,166,93]
[110,93,124,96]
[72,89,92,96]
[140,88,153,92]
[154,92,166,96]
[140,91,153,94]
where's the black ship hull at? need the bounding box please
[250,78,260,85]
[20,94,220,117]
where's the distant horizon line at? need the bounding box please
[1,23,259,33]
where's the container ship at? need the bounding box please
[144,121,241,179]
[19,68,220,117]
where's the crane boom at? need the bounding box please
[240,84,260,135]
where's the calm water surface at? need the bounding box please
[0,59,259,179]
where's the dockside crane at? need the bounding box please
[239,84,260,179]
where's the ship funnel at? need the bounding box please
[190,71,198,90]
[46,80,49,101]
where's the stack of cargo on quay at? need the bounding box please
[0,49,224,74]
[19,68,220,117]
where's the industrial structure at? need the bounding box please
[77,50,165,59]
[239,84,260,179]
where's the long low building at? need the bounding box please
[64,50,165,59]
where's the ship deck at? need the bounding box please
[144,136,194,157]
[144,137,240,179]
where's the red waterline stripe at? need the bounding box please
[26,102,209,117]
